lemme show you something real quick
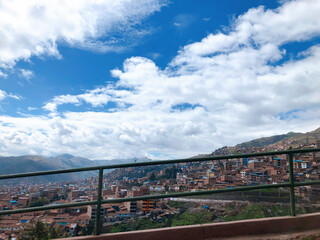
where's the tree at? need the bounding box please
[28,197,49,208]
[165,214,173,227]
[148,172,156,181]
[30,221,49,240]
[19,221,65,240]
[72,224,80,237]
[165,167,178,179]
[18,221,49,240]
[82,220,94,236]
[48,225,58,239]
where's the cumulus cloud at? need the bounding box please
[1,0,320,159]
[0,90,20,102]
[43,94,80,112]
[0,0,167,75]
[19,69,34,80]
[0,91,6,102]
[27,107,37,111]
[0,71,8,79]
[43,87,118,112]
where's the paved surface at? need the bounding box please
[216,229,320,240]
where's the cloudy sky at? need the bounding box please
[0,0,320,160]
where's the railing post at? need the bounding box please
[288,153,296,216]
[95,168,103,235]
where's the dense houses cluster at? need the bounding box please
[0,180,176,239]
[0,141,320,239]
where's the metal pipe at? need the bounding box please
[0,148,319,180]
[288,153,296,216]
[0,200,98,215]
[0,148,319,219]
[95,168,103,235]
[0,183,293,216]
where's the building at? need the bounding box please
[241,158,249,166]
[140,200,154,213]
[124,201,137,213]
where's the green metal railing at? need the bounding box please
[1,148,320,235]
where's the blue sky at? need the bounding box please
[0,0,320,159]
[2,0,280,116]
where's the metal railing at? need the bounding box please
[1,148,320,235]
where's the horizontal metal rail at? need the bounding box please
[0,148,320,235]
[0,148,318,180]
[3,180,320,216]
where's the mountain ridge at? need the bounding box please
[0,155,151,184]
[211,127,320,156]
[1,127,319,184]
[235,131,301,148]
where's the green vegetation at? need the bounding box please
[108,201,212,233]
[258,188,282,193]
[235,132,300,148]
[18,221,67,240]
[108,201,314,234]
[148,166,179,181]
[171,211,212,226]
[17,220,95,239]
[82,220,95,236]
[162,167,178,179]
[27,197,50,208]
[167,200,186,209]
[221,202,306,222]
[148,172,156,181]
[302,234,320,240]
[109,211,212,234]
[110,217,167,233]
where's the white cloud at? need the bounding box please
[19,69,34,80]
[1,0,320,159]
[43,87,117,112]
[27,107,37,111]
[177,0,320,60]
[149,52,161,60]
[0,91,6,101]
[77,88,111,107]
[0,90,21,102]
[0,71,8,79]
[0,0,167,75]
[173,14,195,29]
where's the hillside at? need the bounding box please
[235,132,301,148]
[0,155,151,184]
[211,127,320,156]
[279,127,320,146]
[1,127,319,184]
[234,127,320,149]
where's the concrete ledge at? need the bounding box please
[203,212,320,239]
[58,212,320,240]
[65,224,205,240]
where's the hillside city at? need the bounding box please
[2,0,320,239]
[1,137,320,239]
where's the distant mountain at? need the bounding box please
[3,127,319,185]
[235,132,301,148]
[92,157,151,166]
[276,127,320,146]
[0,154,151,184]
[211,127,320,156]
